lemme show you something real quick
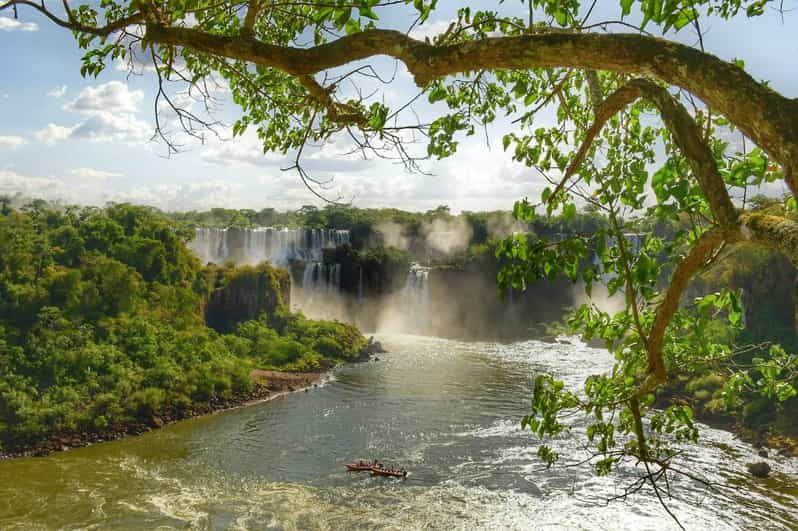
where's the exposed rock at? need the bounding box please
[205,263,291,333]
[746,461,771,478]
[364,336,387,354]
[758,449,769,458]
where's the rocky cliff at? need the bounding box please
[205,263,291,333]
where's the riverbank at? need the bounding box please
[655,386,798,459]
[1,368,328,460]
[0,336,386,460]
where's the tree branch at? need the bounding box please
[644,227,732,391]
[136,26,798,175]
[551,79,738,228]
[0,0,144,34]
[296,75,368,127]
[241,0,260,36]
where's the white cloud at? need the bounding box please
[68,167,123,180]
[409,19,453,41]
[64,81,143,114]
[0,170,75,202]
[34,124,75,144]
[201,132,284,167]
[115,54,157,74]
[70,112,150,142]
[0,17,38,32]
[46,85,67,98]
[35,113,150,144]
[35,81,151,145]
[200,133,369,174]
[0,136,26,149]
[0,170,246,211]
[108,180,246,210]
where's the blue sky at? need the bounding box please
[0,1,796,212]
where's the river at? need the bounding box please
[1,335,796,530]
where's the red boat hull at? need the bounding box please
[346,464,373,471]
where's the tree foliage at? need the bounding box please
[4,0,798,522]
[0,202,365,450]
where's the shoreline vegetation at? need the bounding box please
[655,376,798,459]
[0,202,379,459]
[0,369,323,459]
[0,352,383,460]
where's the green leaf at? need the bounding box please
[359,6,379,20]
[554,8,568,26]
[620,0,634,16]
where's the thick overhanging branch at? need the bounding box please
[136,26,798,175]
[638,213,798,393]
[241,0,260,36]
[4,3,796,175]
[547,78,796,407]
[739,213,798,265]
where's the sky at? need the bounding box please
[0,1,797,213]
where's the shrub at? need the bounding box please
[128,387,167,418]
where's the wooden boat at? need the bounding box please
[371,468,407,479]
[346,463,373,471]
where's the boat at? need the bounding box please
[371,468,407,479]
[346,463,373,471]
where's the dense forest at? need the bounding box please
[0,200,366,454]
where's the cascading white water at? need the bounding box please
[358,266,364,302]
[301,262,342,299]
[402,263,430,329]
[189,227,350,266]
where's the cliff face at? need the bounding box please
[205,263,291,333]
[690,243,797,346]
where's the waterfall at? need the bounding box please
[358,266,364,302]
[300,262,343,300]
[189,227,350,266]
[402,264,430,329]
